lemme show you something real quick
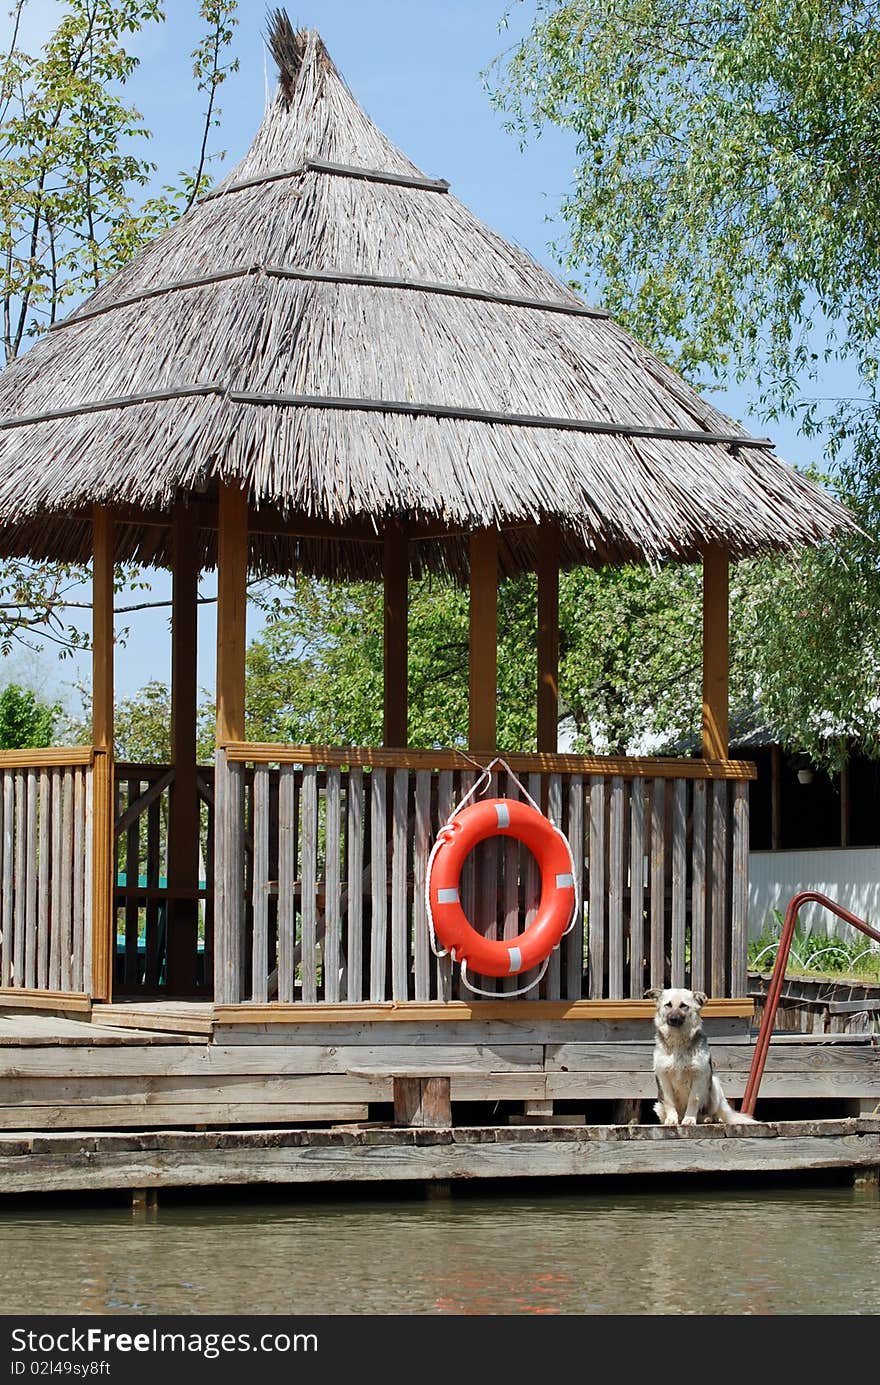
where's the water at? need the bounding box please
[0,1182,878,1315]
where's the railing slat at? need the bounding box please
[1,775,12,987]
[324,766,342,1003]
[391,767,409,1001]
[502,773,521,996]
[300,764,318,1004]
[83,766,93,994]
[671,778,687,988]
[251,764,270,1003]
[546,773,563,999]
[124,779,140,987]
[48,770,62,991]
[607,775,625,1000]
[691,779,707,992]
[628,778,645,998]
[711,780,729,996]
[369,768,387,1003]
[412,770,431,1002]
[37,770,50,991]
[731,781,749,997]
[71,769,85,992]
[13,772,26,988]
[277,763,297,1004]
[564,774,584,1000]
[345,768,364,1002]
[435,770,454,1001]
[588,776,605,1000]
[458,770,477,999]
[650,778,666,990]
[144,798,161,990]
[525,772,542,1000]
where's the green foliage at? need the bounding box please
[0,1,238,653]
[749,912,880,983]
[491,2,880,765]
[0,682,59,748]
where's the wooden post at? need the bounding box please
[537,525,560,753]
[393,1075,451,1128]
[90,506,114,1002]
[214,482,248,1006]
[702,545,729,761]
[167,503,200,994]
[383,527,408,747]
[468,527,497,754]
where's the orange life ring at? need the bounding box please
[427,797,576,978]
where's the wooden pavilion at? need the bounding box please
[0,15,851,1056]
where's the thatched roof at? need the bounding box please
[0,12,853,579]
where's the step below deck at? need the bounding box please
[0,1118,878,1195]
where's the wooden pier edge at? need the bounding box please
[0,1119,876,1196]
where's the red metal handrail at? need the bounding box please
[741,890,880,1117]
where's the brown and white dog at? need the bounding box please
[645,987,755,1125]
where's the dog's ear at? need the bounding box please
[692,990,708,1008]
[643,987,662,1001]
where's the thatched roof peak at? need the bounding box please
[0,10,854,579]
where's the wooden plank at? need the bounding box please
[390,768,409,1001]
[369,768,388,1002]
[502,773,521,996]
[213,998,753,1024]
[48,771,62,992]
[89,750,113,1002]
[13,773,25,988]
[0,775,11,989]
[0,748,93,769]
[277,764,296,1004]
[224,743,757,780]
[0,1103,371,1133]
[628,778,645,999]
[587,776,605,999]
[346,768,364,1002]
[0,989,91,1014]
[143,799,160,990]
[468,527,497,753]
[82,767,94,995]
[731,780,749,996]
[300,765,318,1004]
[524,772,542,999]
[564,775,584,1000]
[383,528,409,747]
[37,770,50,991]
[0,1123,875,1193]
[537,525,559,753]
[71,769,85,992]
[607,776,624,1000]
[458,770,478,999]
[251,765,270,1003]
[168,501,200,997]
[670,778,687,988]
[711,780,729,997]
[702,544,729,760]
[24,770,37,991]
[690,778,707,993]
[435,770,454,1001]
[0,1073,389,1106]
[650,779,666,990]
[412,770,431,1001]
[546,773,563,998]
[324,766,342,1004]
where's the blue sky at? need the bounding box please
[5,1,840,712]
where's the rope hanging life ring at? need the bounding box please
[427,797,576,978]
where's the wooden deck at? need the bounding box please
[1,1002,877,1137]
[0,1118,877,1195]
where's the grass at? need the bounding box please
[749,910,880,985]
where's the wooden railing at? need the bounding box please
[214,745,754,1006]
[0,748,94,995]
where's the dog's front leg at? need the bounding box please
[681,1091,702,1126]
[654,1071,679,1126]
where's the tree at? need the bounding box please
[0,682,59,747]
[490,1,880,767]
[0,0,238,653]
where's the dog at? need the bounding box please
[645,987,755,1125]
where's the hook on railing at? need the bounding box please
[741,891,880,1117]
